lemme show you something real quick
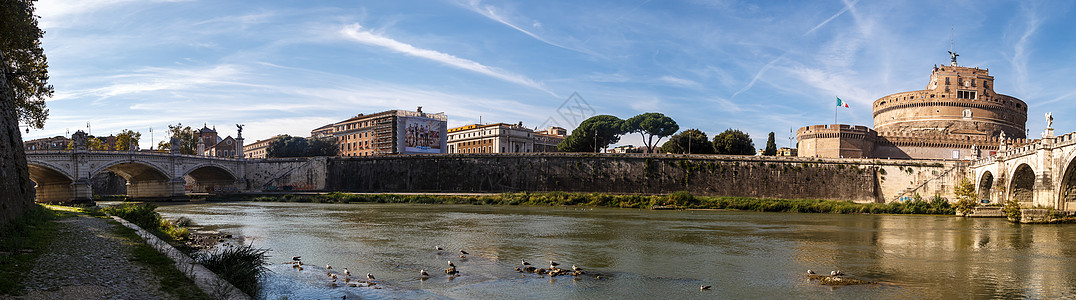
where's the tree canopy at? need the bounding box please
[954,177,978,217]
[557,115,626,152]
[1,0,52,129]
[713,129,755,155]
[763,132,777,156]
[157,123,198,154]
[115,129,141,151]
[623,112,679,153]
[266,135,338,158]
[660,129,714,154]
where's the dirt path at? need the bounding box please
[10,215,182,299]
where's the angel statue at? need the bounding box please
[1046,112,1053,129]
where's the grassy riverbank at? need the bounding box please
[102,203,268,296]
[0,205,61,294]
[210,191,955,215]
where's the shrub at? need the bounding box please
[194,243,269,296]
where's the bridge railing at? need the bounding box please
[24,150,244,161]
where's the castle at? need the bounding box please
[797,53,1031,160]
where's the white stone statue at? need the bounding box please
[1046,112,1053,129]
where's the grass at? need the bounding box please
[0,205,62,295]
[102,203,189,242]
[111,223,212,300]
[211,191,956,215]
[194,243,270,297]
[103,202,268,297]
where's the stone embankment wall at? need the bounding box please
[0,92,35,225]
[244,154,961,203]
[244,157,328,192]
[245,154,950,202]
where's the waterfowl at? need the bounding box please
[327,264,332,270]
[549,260,560,267]
[344,268,351,277]
[460,250,469,255]
[701,285,712,290]
[572,265,582,271]
[292,256,302,261]
[367,273,376,281]
[448,261,455,267]
[521,259,530,266]
[436,246,444,251]
[807,269,815,275]
[420,269,430,277]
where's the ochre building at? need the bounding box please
[798,54,1032,160]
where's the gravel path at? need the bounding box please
[10,215,182,300]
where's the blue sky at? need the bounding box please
[27,0,1076,149]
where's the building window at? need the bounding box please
[957,90,976,99]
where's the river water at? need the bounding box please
[155,202,1076,299]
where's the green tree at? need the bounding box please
[659,129,713,154]
[763,132,777,156]
[267,135,338,158]
[115,129,141,151]
[557,115,626,152]
[713,129,755,155]
[953,177,978,217]
[1,0,52,129]
[157,123,198,154]
[623,112,679,153]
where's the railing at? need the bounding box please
[24,150,244,161]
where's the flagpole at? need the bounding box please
[834,99,838,124]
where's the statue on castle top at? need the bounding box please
[236,124,244,138]
[948,51,959,66]
[1000,131,1006,140]
[1046,112,1053,129]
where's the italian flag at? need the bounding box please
[836,97,849,108]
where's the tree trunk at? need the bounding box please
[0,74,36,226]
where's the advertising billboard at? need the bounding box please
[398,116,446,154]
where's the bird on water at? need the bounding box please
[701,285,712,290]
[807,269,815,275]
[420,269,430,278]
[344,268,351,277]
[368,273,376,281]
[448,261,456,267]
[572,265,582,271]
[521,259,530,266]
[460,250,469,255]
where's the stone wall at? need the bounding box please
[243,154,962,203]
[0,91,35,225]
[321,154,884,202]
[244,157,328,192]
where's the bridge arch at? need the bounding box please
[1056,151,1076,210]
[94,161,174,199]
[1009,163,1035,205]
[26,162,75,203]
[977,170,994,203]
[184,164,239,194]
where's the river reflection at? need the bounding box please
[155,202,1076,299]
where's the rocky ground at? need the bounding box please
[4,215,188,299]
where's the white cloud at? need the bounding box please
[658,76,699,88]
[338,23,553,95]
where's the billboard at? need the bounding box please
[398,116,446,154]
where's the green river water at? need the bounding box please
[155,202,1076,299]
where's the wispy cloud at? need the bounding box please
[1008,3,1044,97]
[658,75,699,87]
[732,54,785,98]
[462,0,591,55]
[804,0,859,35]
[338,23,553,95]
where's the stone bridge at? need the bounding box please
[26,149,245,202]
[969,127,1076,211]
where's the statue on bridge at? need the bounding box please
[71,130,88,151]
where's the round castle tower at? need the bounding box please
[797,53,1029,159]
[872,63,1027,139]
